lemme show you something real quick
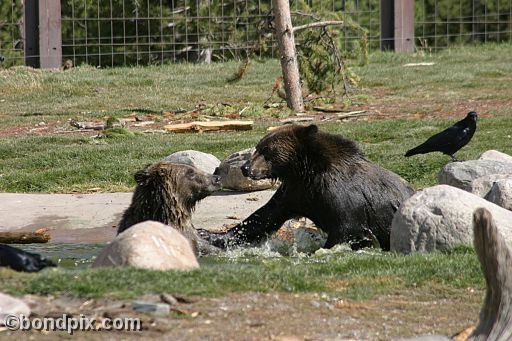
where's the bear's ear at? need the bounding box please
[305,124,318,135]
[297,124,318,138]
[134,168,151,186]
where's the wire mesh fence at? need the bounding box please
[0,0,511,67]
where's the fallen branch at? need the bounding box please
[470,208,512,340]
[280,117,315,124]
[0,228,51,244]
[337,110,371,120]
[293,20,344,33]
[70,120,105,130]
[163,120,253,133]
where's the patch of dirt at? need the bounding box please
[2,290,482,340]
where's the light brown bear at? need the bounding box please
[118,161,222,253]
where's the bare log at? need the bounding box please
[272,0,304,112]
[470,208,512,341]
[0,229,51,244]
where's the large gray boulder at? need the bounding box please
[484,179,512,211]
[215,148,275,191]
[164,150,220,174]
[92,221,199,271]
[471,174,512,197]
[0,293,30,326]
[390,185,512,253]
[438,160,512,191]
[478,149,512,163]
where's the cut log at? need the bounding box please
[163,120,253,133]
[470,208,512,341]
[0,228,51,244]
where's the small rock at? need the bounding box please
[164,150,220,174]
[0,293,31,325]
[215,148,276,191]
[485,179,512,210]
[92,221,199,271]
[160,293,178,305]
[132,301,170,316]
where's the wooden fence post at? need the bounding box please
[380,0,415,52]
[23,0,62,69]
[23,0,40,68]
[380,0,394,50]
[39,0,62,68]
[394,0,415,53]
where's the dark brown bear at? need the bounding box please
[200,124,414,250]
[117,161,222,253]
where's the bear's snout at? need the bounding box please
[240,160,251,177]
[213,174,222,185]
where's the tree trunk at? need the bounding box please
[470,208,512,341]
[272,0,304,112]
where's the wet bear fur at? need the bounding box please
[201,124,414,250]
[117,161,221,253]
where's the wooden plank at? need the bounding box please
[163,121,254,133]
[39,0,62,69]
[394,0,415,53]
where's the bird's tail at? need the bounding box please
[405,145,427,157]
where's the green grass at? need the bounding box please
[2,44,512,128]
[0,61,280,128]
[0,128,265,192]
[356,44,512,106]
[1,114,510,192]
[1,246,483,300]
[2,45,508,302]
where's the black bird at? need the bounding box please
[0,244,56,272]
[405,111,478,161]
